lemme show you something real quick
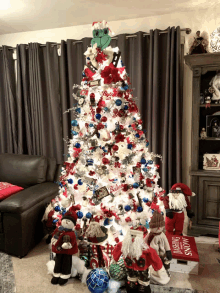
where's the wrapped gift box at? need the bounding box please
[167,235,199,275]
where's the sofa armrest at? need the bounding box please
[0,182,59,214]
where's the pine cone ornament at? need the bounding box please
[109,257,127,281]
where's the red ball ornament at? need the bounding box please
[101,116,107,122]
[89,171,95,176]
[90,93,95,99]
[74,184,78,190]
[96,107,102,114]
[155,164,160,170]
[113,108,118,115]
[102,158,110,165]
[112,145,119,151]
[138,119,143,124]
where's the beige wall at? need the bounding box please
[1,6,220,188]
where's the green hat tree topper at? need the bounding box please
[91,21,114,51]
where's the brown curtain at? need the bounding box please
[0,47,17,154]
[16,42,63,163]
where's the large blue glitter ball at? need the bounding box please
[75,143,81,148]
[86,268,109,293]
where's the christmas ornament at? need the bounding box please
[86,268,109,293]
[109,257,127,281]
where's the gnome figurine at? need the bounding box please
[51,207,78,286]
[163,183,195,236]
[146,211,172,277]
[112,226,169,293]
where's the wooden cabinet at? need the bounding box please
[185,53,220,236]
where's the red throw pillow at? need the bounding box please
[0,182,24,201]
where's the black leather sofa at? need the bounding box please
[0,154,61,258]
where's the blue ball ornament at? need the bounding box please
[127,144,132,149]
[104,107,109,112]
[143,197,149,203]
[161,211,164,216]
[77,211,83,219]
[86,212,92,219]
[71,120,78,126]
[52,219,58,224]
[86,268,109,293]
[82,71,86,77]
[89,123,94,127]
[76,107,81,113]
[68,178,73,184]
[75,143,81,148]
[115,99,122,106]
[124,205,131,212]
[104,218,110,226]
[133,183,139,189]
[96,113,101,120]
[78,179,83,185]
[71,130,78,136]
[124,105,128,110]
[148,160,153,164]
[137,206,143,212]
[54,206,61,212]
[143,168,148,172]
[87,57,90,60]
[135,133,140,138]
[141,158,146,164]
[146,141,149,147]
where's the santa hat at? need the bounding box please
[149,211,165,229]
[130,225,148,237]
[62,209,78,225]
[91,20,114,36]
[170,183,196,197]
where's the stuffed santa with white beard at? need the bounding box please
[163,183,195,236]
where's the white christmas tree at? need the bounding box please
[43,20,165,247]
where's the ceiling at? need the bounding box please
[0,0,216,35]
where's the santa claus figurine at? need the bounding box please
[146,211,172,278]
[50,207,78,286]
[163,183,195,236]
[112,226,169,293]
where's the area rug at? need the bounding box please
[121,286,204,293]
[0,252,16,293]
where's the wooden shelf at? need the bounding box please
[190,170,220,177]
[200,104,220,107]
[184,52,220,70]
[200,137,220,140]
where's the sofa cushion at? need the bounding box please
[0,154,48,188]
[0,182,24,201]
[46,157,57,182]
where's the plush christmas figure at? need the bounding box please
[51,208,78,286]
[163,183,195,236]
[112,226,169,293]
[146,211,172,277]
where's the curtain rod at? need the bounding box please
[0,28,191,51]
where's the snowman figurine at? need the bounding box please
[51,208,78,286]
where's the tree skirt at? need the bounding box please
[0,253,16,293]
[121,286,204,293]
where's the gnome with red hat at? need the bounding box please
[50,206,78,286]
[163,183,195,236]
[112,226,169,293]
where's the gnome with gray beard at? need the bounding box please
[163,183,195,236]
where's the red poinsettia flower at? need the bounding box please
[101,63,122,84]
[96,48,108,64]
[115,133,125,143]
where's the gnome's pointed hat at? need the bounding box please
[170,183,196,196]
